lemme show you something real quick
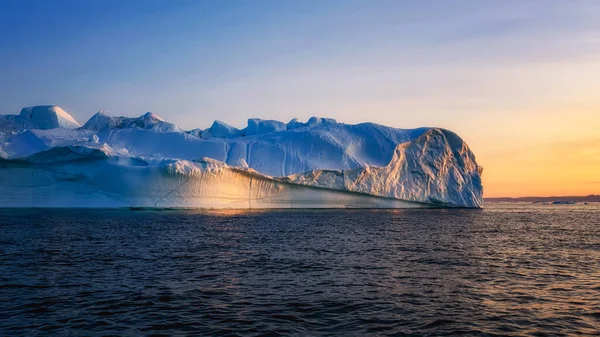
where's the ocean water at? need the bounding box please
[1,203,599,336]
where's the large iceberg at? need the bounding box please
[0,106,483,208]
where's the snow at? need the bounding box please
[0,105,484,208]
[245,118,287,136]
[201,120,242,139]
[0,114,37,132]
[0,130,48,158]
[83,111,181,133]
[19,106,81,129]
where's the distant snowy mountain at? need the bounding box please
[0,105,483,208]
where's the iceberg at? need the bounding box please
[0,106,483,208]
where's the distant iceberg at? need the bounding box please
[0,106,483,208]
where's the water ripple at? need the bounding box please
[1,203,599,335]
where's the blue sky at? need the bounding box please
[1,0,598,125]
[1,0,600,195]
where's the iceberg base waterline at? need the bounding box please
[0,156,429,209]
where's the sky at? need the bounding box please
[1,0,599,197]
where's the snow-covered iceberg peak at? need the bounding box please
[201,120,242,139]
[82,111,180,133]
[83,111,119,130]
[18,105,81,129]
[245,118,286,136]
[141,112,164,121]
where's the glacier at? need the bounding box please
[0,105,483,208]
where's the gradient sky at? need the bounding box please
[1,0,599,197]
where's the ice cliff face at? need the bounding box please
[285,128,481,207]
[0,105,483,208]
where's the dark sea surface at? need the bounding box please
[1,203,599,336]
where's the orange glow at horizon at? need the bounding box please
[470,105,600,198]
